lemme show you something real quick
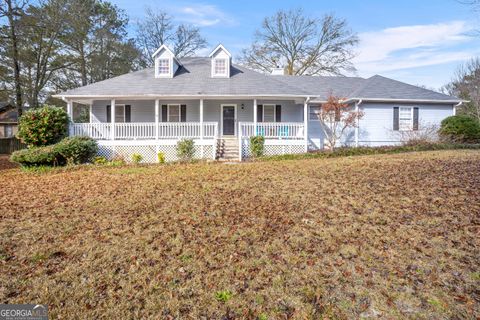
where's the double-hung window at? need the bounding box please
[263,104,276,122]
[214,59,227,75]
[168,104,180,122]
[157,59,170,75]
[309,106,321,121]
[399,107,413,131]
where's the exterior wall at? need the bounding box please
[357,102,454,146]
[0,124,18,138]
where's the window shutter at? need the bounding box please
[257,104,263,122]
[413,107,419,130]
[161,105,167,122]
[393,107,399,131]
[275,105,281,122]
[180,105,187,122]
[125,105,131,123]
[106,105,111,123]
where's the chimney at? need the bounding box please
[271,66,286,75]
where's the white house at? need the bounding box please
[53,44,462,162]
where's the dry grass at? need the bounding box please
[0,150,479,319]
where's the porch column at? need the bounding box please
[111,99,115,140]
[200,99,204,158]
[355,101,359,147]
[253,98,257,134]
[304,99,308,152]
[155,99,159,141]
[89,103,93,123]
[67,100,73,136]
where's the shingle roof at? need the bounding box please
[55,58,460,103]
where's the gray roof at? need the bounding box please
[56,57,460,103]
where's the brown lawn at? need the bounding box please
[0,150,479,319]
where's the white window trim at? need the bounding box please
[399,106,414,131]
[155,57,173,78]
[114,104,126,123]
[213,58,227,76]
[167,104,181,122]
[308,105,321,121]
[262,104,276,122]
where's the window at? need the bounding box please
[115,105,125,123]
[214,59,227,75]
[309,106,321,121]
[168,104,180,122]
[399,107,413,131]
[263,104,276,122]
[4,125,13,137]
[157,59,170,75]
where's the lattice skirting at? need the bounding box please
[241,139,305,159]
[97,141,215,163]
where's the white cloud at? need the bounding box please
[353,21,478,74]
[176,4,235,27]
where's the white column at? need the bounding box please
[253,98,257,135]
[304,99,308,152]
[200,98,204,158]
[155,99,159,140]
[355,101,359,147]
[111,99,115,140]
[89,103,93,123]
[67,100,73,136]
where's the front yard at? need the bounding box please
[0,150,479,319]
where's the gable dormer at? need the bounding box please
[152,44,180,78]
[209,44,232,78]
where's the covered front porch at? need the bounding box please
[65,97,310,161]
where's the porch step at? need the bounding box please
[216,138,240,160]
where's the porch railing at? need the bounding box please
[70,122,218,140]
[239,122,305,139]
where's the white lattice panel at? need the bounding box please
[114,145,157,163]
[241,139,305,159]
[98,145,115,159]
[157,145,179,162]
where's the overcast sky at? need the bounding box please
[111,0,480,89]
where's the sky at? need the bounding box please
[111,0,480,89]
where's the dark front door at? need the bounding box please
[222,106,235,135]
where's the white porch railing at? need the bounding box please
[239,122,305,139]
[71,122,218,140]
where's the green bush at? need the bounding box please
[10,136,98,167]
[250,136,265,158]
[177,139,195,162]
[157,152,165,164]
[439,115,480,143]
[93,156,108,165]
[131,153,143,164]
[17,105,69,147]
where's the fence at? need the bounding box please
[0,137,27,154]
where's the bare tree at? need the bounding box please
[239,8,358,76]
[442,57,480,121]
[0,0,27,114]
[135,8,207,66]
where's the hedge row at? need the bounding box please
[11,136,98,167]
[258,143,480,162]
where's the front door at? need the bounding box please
[222,105,236,135]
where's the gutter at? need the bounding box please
[453,101,463,116]
[341,97,465,105]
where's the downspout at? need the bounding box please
[453,101,462,116]
[355,99,363,147]
[304,96,311,152]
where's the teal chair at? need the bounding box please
[278,126,289,138]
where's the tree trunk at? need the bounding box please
[79,43,87,86]
[5,0,23,116]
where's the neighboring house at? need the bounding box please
[0,102,18,138]
[53,44,462,162]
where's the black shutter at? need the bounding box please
[413,107,419,130]
[275,105,281,122]
[257,104,263,122]
[125,105,131,122]
[393,107,399,131]
[106,105,111,123]
[161,105,167,122]
[180,105,187,122]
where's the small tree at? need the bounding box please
[318,96,364,150]
[17,105,69,147]
[176,138,195,162]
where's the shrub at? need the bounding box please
[93,156,108,165]
[54,136,98,165]
[131,153,143,164]
[157,152,165,164]
[439,115,480,143]
[250,136,265,158]
[17,105,69,147]
[177,139,195,162]
[11,136,98,167]
[214,290,233,303]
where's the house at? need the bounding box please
[0,102,18,138]
[53,44,462,162]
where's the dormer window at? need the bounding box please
[157,59,170,75]
[214,59,227,76]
